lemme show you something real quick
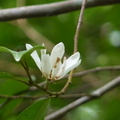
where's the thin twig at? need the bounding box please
[45,76,120,120]
[20,61,34,84]
[13,77,29,85]
[74,0,87,52]
[0,93,88,100]
[60,0,87,95]
[69,66,120,78]
[0,94,48,99]
[29,66,120,90]
[59,93,89,99]
[0,0,119,21]
[60,70,74,94]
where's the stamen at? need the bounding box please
[55,57,66,79]
[49,70,52,79]
[54,57,60,68]
[63,56,66,62]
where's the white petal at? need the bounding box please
[61,52,81,77]
[66,52,80,66]
[41,43,46,56]
[26,44,41,70]
[41,54,52,78]
[26,43,33,50]
[51,42,65,67]
[56,57,66,79]
[51,57,61,80]
[61,60,81,78]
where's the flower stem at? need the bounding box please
[59,70,74,94]
[44,79,50,90]
[20,60,34,84]
[14,77,29,85]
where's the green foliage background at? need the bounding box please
[0,0,120,120]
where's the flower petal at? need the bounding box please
[26,44,41,70]
[41,54,52,79]
[56,57,66,79]
[41,43,46,56]
[51,57,61,80]
[61,52,81,77]
[51,42,65,67]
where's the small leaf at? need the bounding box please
[0,45,44,61]
[16,98,51,120]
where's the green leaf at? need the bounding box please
[0,99,22,119]
[16,98,51,120]
[0,72,15,84]
[0,72,30,90]
[0,45,44,62]
[0,72,29,95]
[0,72,14,79]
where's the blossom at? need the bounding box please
[26,42,81,81]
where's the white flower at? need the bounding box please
[26,42,81,81]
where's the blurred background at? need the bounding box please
[0,0,120,120]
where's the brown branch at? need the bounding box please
[0,94,48,99]
[45,76,120,120]
[0,93,87,100]
[29,66,120,90]
[46,0,87,95]
[74,0,87,53]
[68,66,120,78]
[0,0,120,21]
[59,93,88,99]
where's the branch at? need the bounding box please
[41,66,120,86]
[60,0,87,96]
[0,93,88,99]
[0,94,48,99]
[0,0,120,21]
[45,76,120,120]
[29,66,120,91]
[68,66,120,78]
[74,0,87,53]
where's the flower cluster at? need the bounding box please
[26,42,81,81]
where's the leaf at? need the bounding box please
[0,72,29,95]
[0,45,44,62]
[0,72,15,84]
[0,72,26,83]
[0,99,22,119]
[0,72,14,79]
[16,98,51,120]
